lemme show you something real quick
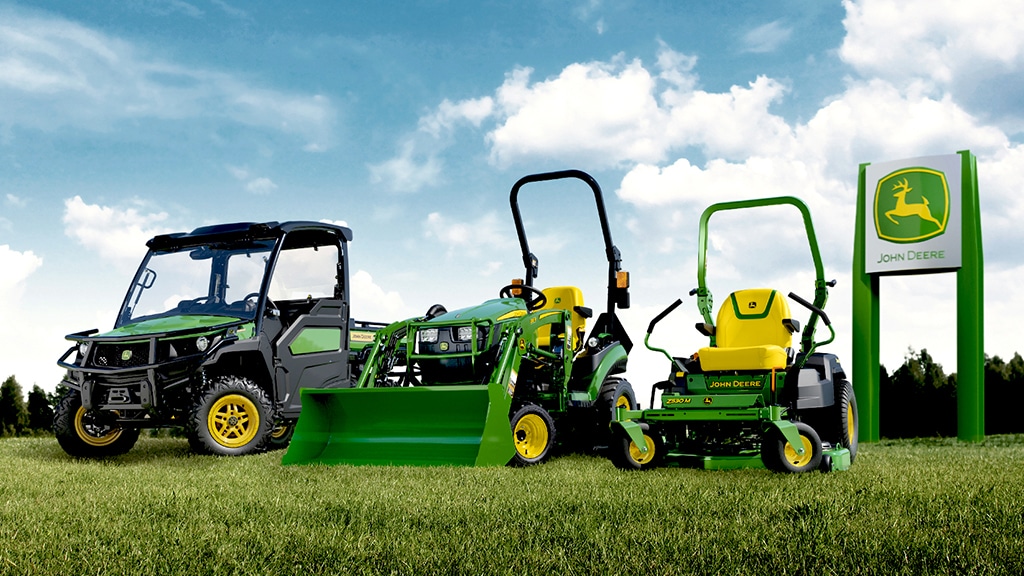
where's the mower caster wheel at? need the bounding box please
[761,421,822,473]
[610,423,663,471]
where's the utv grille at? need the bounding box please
[92,342,150,369]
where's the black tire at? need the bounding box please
[594,377,637,448]
[53,390,140,458]
[761,421,822,473]
[836,379,859,463]
[266,420,296,450]
[187,375,274,456]
[610,422,664,471]
[510,403,556,466]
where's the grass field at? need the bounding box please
[2,436,1023,575]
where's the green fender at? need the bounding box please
[573,343,629,401]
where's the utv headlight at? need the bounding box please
[196,336,210,352]
[418,328,438,344]
[78,342,89,357]
[454,326,474,342]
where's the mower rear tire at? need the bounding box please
[510,403,555,466]
[610,422,663,470]
[54,390,140,458]
[187,375,273,456]
[761,421,822,473]
[836,379,859,462]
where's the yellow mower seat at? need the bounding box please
[536,286,588,352]
[698,288,794,372]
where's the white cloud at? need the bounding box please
[740,20,793,54]
[4,193,27,207]
[245,177,278,195]
[62,196,171,265]
[418,97,494,138]
[423,211,506,257]
[0,244,42,303]
[0,7,334,149]
[350,269,411,321]
[367,139,443,193]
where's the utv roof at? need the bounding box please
[146,221,353,251]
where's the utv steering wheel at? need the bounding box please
[499,284,547,311]
[242,292,277,314]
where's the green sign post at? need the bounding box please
[853,150,984,442]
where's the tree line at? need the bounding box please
[2,350,1023,438]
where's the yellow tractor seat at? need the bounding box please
[535,286,590,352]
[697,288,797,372]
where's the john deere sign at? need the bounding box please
[864,154,962,274]
[853,150,983,443]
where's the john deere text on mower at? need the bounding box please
[55,221,384,457]
[283,169,635,467]
[610,196,858,473]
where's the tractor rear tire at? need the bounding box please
[610,422,663,471]
[836,379,859,462]
[510,403,555,466]
[761,421,822,473]
[187,375,273,456]
[53,390,140,458]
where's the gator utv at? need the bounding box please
[283,169,635,467]
[55,221,384,458]
[610,196,858,473]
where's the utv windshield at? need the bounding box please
[117,240,275,327]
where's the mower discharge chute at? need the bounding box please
[283,170,635,467]
[610,196,858,473]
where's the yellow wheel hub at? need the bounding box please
[513,413,549,459]
[208,394,260,448]
[615,394,631,410]
[784,434,814,468]
[74,406,123,447]
[628,434,656,465]
[271,423,290,439]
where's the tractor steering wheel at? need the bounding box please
[499,284,548,311]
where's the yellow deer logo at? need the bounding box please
[884,178,942,229]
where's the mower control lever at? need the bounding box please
[648,298,683,334]
[787,292,831,326]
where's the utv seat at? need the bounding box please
[697,288,798,372]
[535,286,592,352]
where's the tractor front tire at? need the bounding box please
[510,403,555,466]
[761,421,822,473]
[53,390,140,458]
[187,375,273,456]
[610,422,663,471]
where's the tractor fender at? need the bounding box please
[570,343,628,399]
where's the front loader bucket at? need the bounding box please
[282,384,516,467]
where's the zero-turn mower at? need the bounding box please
[610,196,858,473]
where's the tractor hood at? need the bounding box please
[98,315,249,338]
[427,298,528,324]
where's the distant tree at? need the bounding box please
[27,385,55,435]
[880,348,956,438]
[0,375,30,437]
[985,353,1024,434]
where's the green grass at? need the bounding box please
[2,436,1023,575]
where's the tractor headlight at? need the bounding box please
[418,328,439,344]
[196,336,210,352]
[587,336,600,348]
[454,326,474,342]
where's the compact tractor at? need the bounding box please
[283,170,635,467]
[610,196,858,473]
[55,221,384,457]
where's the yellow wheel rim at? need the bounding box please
[271,422,290,439]
[628,434,656,465]
[615,394,632,410]
[513,413,549,459]
[74,406,123,447]
[846,403,856,444]
[783,434,814,468]
[208,394,260,449]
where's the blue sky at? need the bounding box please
[2,0,1023,398]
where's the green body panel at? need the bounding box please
[288,327,342,355]
[100,315,243,338]
[573,344,628,400]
